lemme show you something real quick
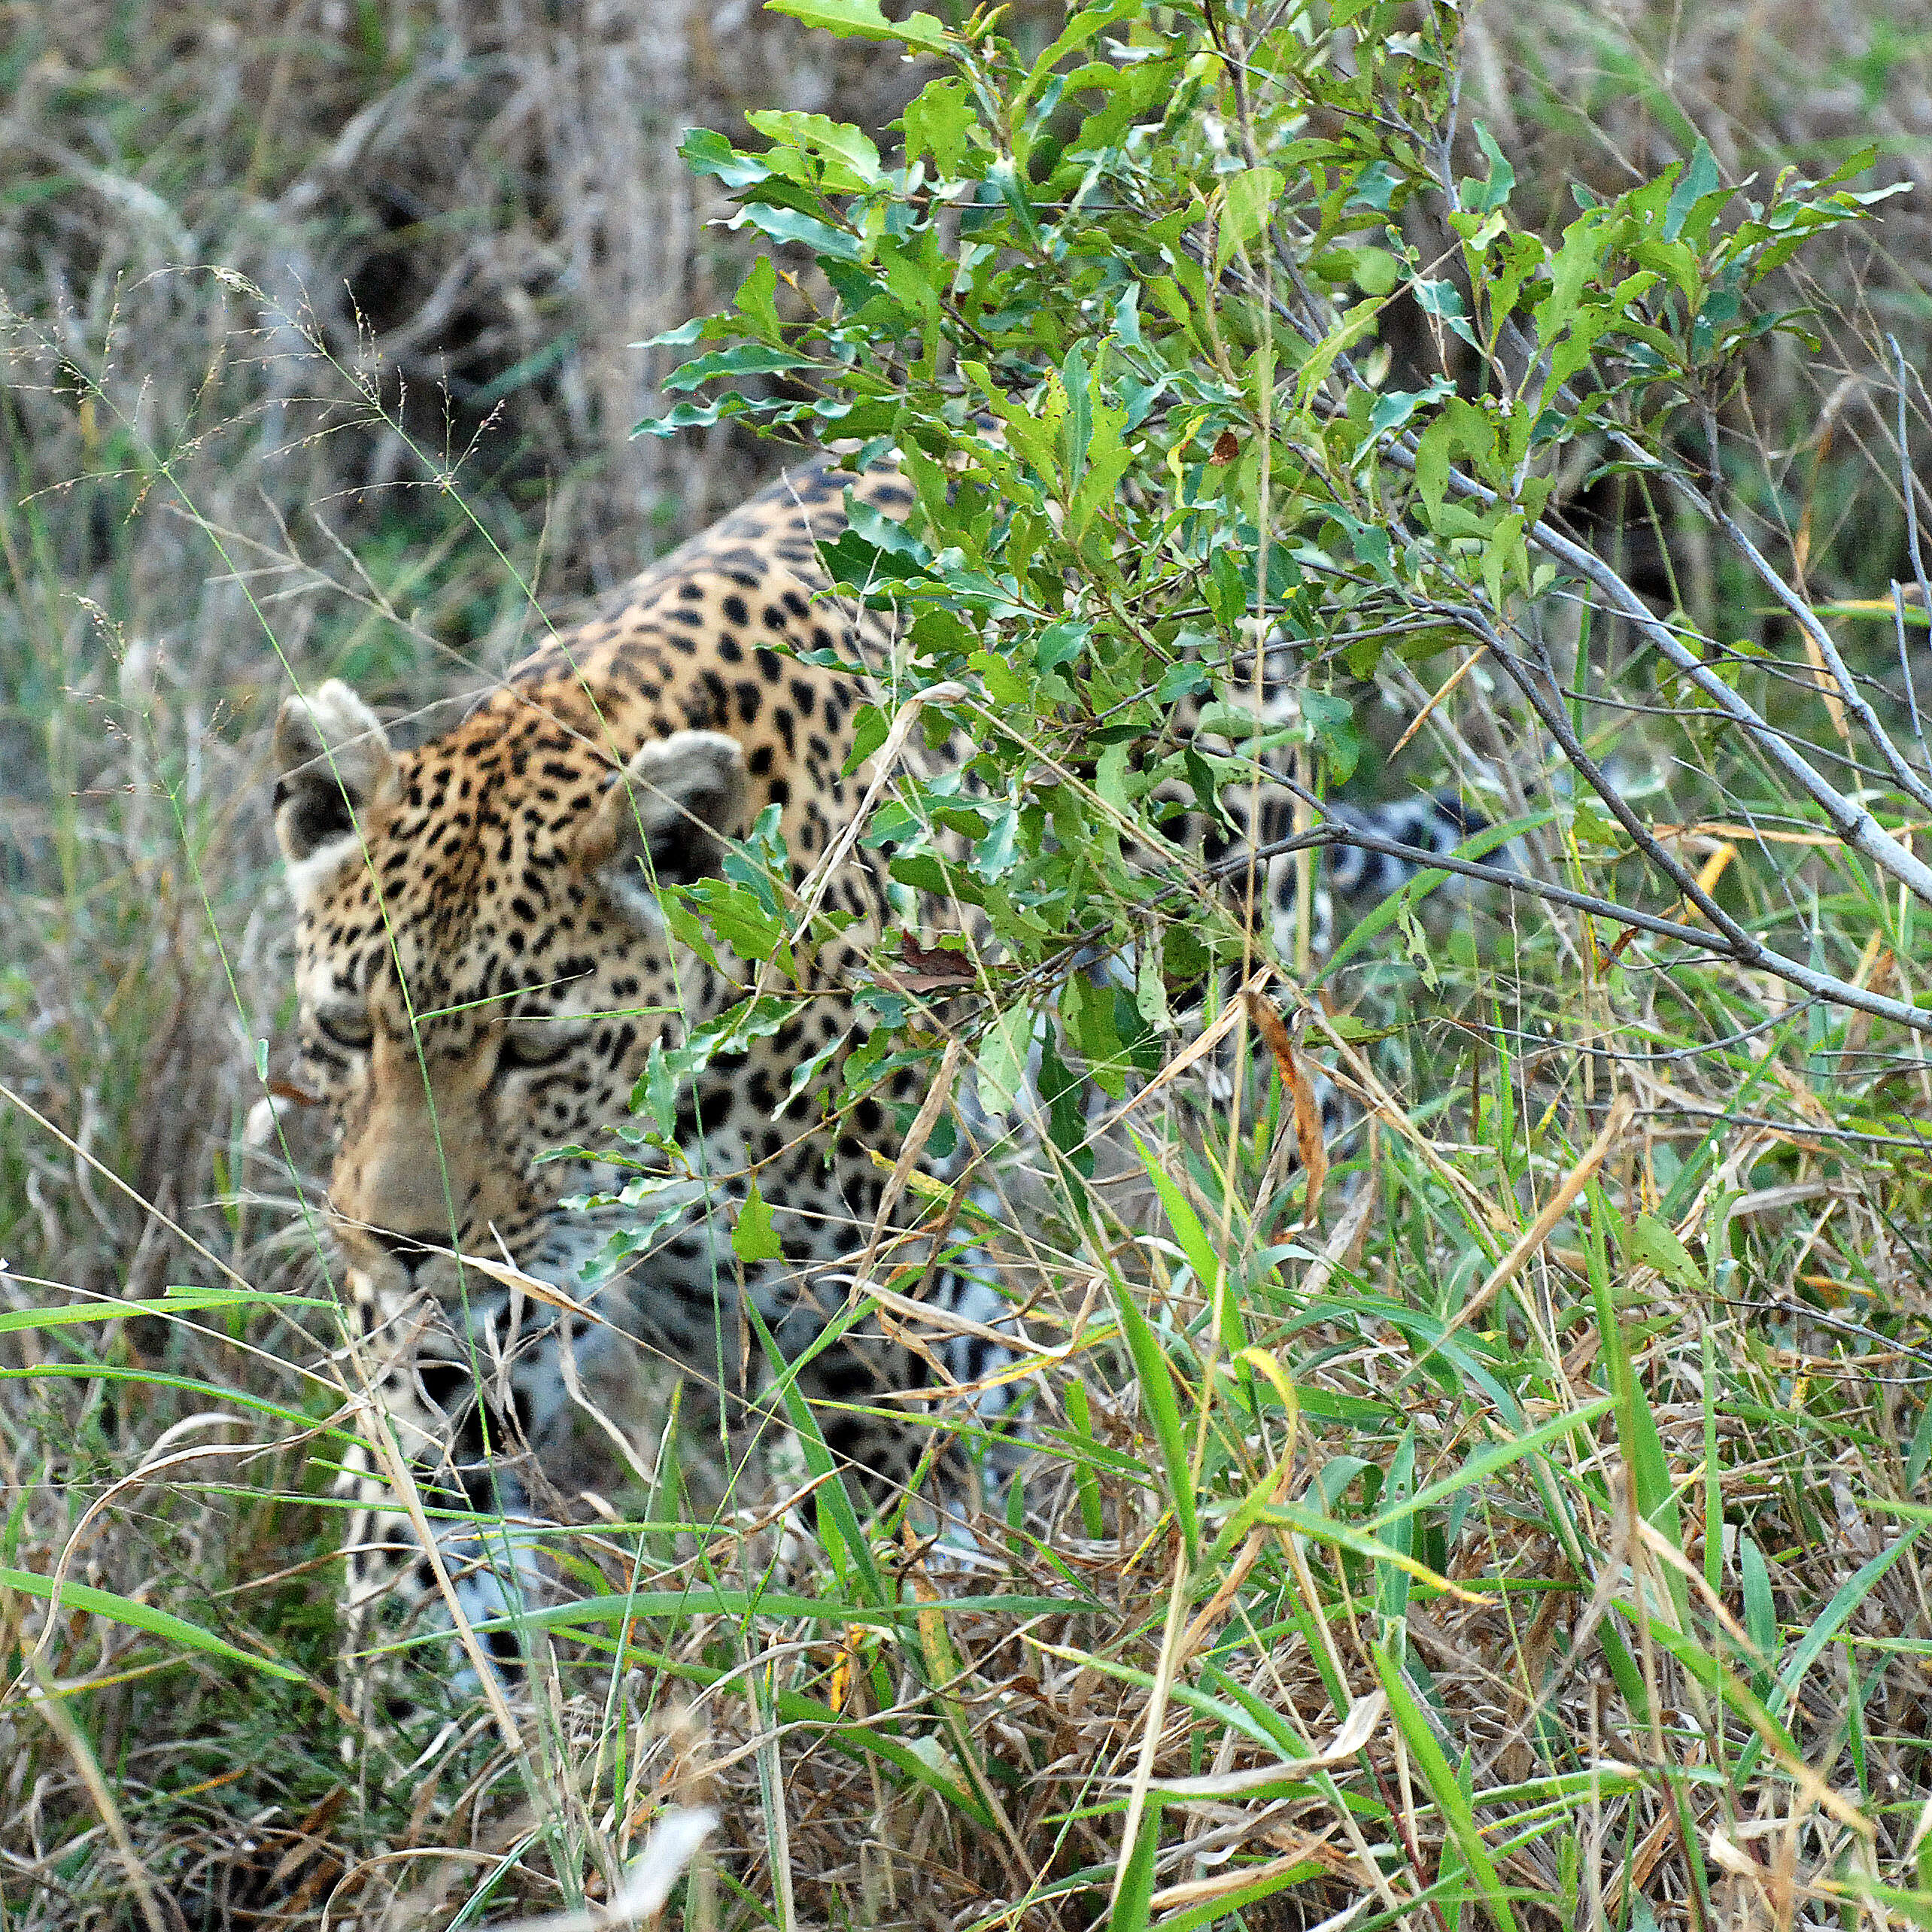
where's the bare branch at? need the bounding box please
[1528,509,1932,905]
[1376,433,1932,910]
[1296,821,1932,1038]
[1704,496,1932,821]
[1441,603,1758,947]
[1891,333,1928,745]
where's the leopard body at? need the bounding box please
[270,454,1493,1670]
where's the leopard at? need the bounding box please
[269,452,1504,1686]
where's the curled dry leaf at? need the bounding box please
[1244,989,1328,1211]
[1144,1691,1387,1796]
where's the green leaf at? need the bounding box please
[972,803,1019,882]
[1206,546,1247,628]
[767,0,947,55]
[1036,1022,1091,1177]
[681,875,788,967]
[679,126,773,191]
[1627,232,1703,307]
[1414,276,1478,348]
[633,394,761,437]
[974,1004,1033,1122]
[1414,396,1496,518]
[639,315,712,353]
[661,343,822,391]
[901,75,980,177]
[1368,376,1452,438]
[1156,660,1210,702]
[727,202,861,262]
[1215,166,1283,275]
[1464,120,1515,215]
[1347,159,1401,211]
[878,235,942,332]
[1299,688,1362,783]
[734,255,781,340]
[1034,618,1089,675]
[733,1181,784,1265]
[0,1566,305,1683]
[1664,138,1721,242]
[1016,0,1140,114]
[659,892,722,977]
[1133,930,1171,1033]
[577,1201,693,1288]
[986,156,1042,248]
[1065,974,1128,1100]
[1629,1213,1701,1290]
[1059,340,1092,491]
[1348,245,1399,296]
[1063,1378,1107,1536]
[745,110,883,190]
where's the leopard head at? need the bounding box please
[272,678,752,1302]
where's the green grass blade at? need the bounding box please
[1362,1398,1614,1535]
[1373,1635,1520,1932]
[0,1286,328,1335]
[0,1565,305,1683]
[743,1297,889,1607]
[1104,1253,1200,1564]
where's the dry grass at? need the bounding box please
[4,2,1932,1928]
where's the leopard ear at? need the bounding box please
[577,731,750,925]
[272,681,398,869]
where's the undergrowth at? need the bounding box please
[4,3,1932,1930]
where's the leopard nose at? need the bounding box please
[369,1228,446,1281]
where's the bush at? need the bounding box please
[625,1,1932,1921]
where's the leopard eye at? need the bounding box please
[500,1023,579,1072]
[313,1007,374,1053]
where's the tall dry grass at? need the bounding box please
[3,5,934,1919]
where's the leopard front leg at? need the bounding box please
[333,1273,560,1719]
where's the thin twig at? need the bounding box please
[1890,333,1928,745]
[1259,816,1932,1036]
[1444,604,1756,944]
[1378,435,1932,910]
[1707,495,1932,818]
